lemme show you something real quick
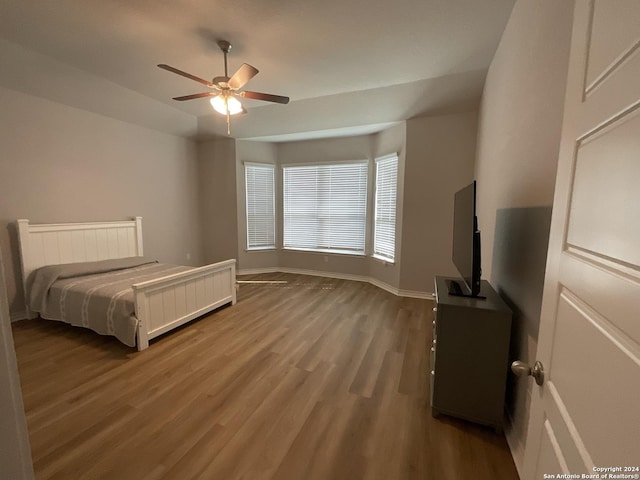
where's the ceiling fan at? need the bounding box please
[158,40,290,135]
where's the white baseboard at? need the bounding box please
[237,267,433,299]
[397,288,435,300]
[279,267,369,284]
[236,267,281,276]
[10,311,27,323]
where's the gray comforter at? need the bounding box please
[29,257,189,347]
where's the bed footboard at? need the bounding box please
[132,259,236,350]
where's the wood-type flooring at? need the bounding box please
[12,273,519,480]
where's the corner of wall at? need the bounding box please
[197,137,239,264]
[400,112,478,293]
[474,0,575,473]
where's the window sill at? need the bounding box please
[372,254,395,265]
[246,247,277,253]
[282,247,366,257]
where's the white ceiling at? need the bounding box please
[0,0,515,141]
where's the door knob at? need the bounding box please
[511,360,544,386]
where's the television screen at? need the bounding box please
[451,181,481,297]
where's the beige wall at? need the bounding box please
[0,86,203,317]
[475,0,574,473]
[198,137,238,264]
[400,112,478,293]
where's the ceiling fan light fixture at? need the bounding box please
[210,94,243,115]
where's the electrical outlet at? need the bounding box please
[323,255,328,263]
[186,253,191,261]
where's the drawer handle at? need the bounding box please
[432,307,437,312]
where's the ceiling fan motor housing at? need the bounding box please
[213,76,230,88]
[217,40,231,53]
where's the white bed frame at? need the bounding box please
[16,217,236,350]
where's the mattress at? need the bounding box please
[29,257,190,347]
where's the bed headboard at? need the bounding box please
[17,217,143,316]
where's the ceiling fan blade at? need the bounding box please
[228,63,259,90]
[158,64,214,88]
[173,92,217,101]
[241,90,290,104]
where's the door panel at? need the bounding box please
[559,253,640,346]
[585,0,640,93]
[579,51,640,136]
[567,111,640,265]
[552,291,640,465]
[534,421,568,477]
[542,385,589,473]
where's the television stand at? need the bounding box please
[446,279,486,299]
[431,276,513,428]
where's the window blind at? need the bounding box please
[245,163,275,250]
[283,162,368,254]
[373,154,398,262]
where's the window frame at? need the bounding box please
[282,160,369,256]
[372,153,399,263]
[244,162,276,251]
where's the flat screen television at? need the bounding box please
[449,180,483,298]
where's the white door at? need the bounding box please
[0,248,35,480]
[522,0,640,477]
